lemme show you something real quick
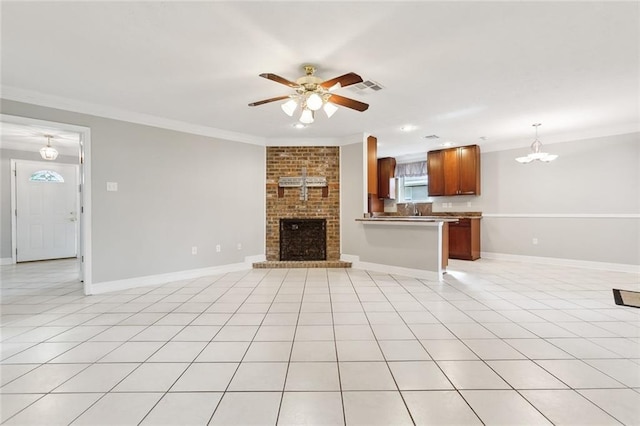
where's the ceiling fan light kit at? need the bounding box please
[39,134,59,160]
[299,109,314,124]
[249,65,369,125]
[515,123,558,163]
[281,99,297,116]
[323,102,338,118]
[306,93,323,111]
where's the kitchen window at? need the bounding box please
[395,161,428,202]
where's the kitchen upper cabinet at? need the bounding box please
[426,150,445,196]
[367,136,378,195]
[457,145,481,195]
[377,157,396,199]
[428,144,480,196]
[367,136,384,213]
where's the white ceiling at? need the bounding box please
[1,1,638,160]
[0,122,80,156]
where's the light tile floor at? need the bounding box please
[1,258,639,425]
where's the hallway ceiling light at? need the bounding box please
[515,123,558,163]
[39,134,59,160]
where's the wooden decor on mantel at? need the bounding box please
[278,167,328,200]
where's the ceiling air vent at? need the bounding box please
[424,135,440,139]
[348,80,384,95]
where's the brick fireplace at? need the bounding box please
[266,146,340,261]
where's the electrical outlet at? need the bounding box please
[467,201,472,207]
[237,243,242,250]
[191,246,197,255]
[106,182,118,192]
[216,244,221,252]
[532,238,538,245]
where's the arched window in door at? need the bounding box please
[29,170,65,183]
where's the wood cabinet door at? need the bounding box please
[427,150,445,196]
[367,136,378,195]
[458,145,480,195]
[377,157,396,199]
[443,148,460,196]
[449,219,471,259]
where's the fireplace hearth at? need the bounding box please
[280,219,326,261]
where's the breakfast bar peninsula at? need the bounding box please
[353,216,458,280]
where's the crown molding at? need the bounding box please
[265,137,342,147]
[2,86,366,148]
[1,86,267,146]
[264,133,365,147]
[479,124,640,153]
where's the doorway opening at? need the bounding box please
[1,114,92,294]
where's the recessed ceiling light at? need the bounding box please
[441,141,454,147]
[292,123,306,129]
[400,125,417,132]
[479,136,488,140]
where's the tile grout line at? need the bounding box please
[204,268,308,423]
[355,269,417,425]
[65,269,258,426]
[274,267,308,425]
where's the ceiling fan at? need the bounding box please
[248,65,369,124]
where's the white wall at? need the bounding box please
[340,141,365,257]
[432,132,640,267]
[1,99,266,285]
[342,132,639,270]
[4,98,637,282]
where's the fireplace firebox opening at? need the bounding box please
[280,219,327,261]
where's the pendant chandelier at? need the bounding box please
[39,135,59,161]
[515,123,558,163]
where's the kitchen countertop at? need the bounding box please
[428,212,482,219]
[356,216,459,224]
[370,212,482,220]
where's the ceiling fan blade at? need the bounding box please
[259,73,300,88]
[320,72,363,89]
[327,94,369,112]
[248,95,290,107]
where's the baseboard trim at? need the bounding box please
[87,255,263,295]
[342,255,442,281]
[481,252,640,274]
[340,254,360,264]
[482,213,640,219]
[0,257,14,266]
[244,254,266,264]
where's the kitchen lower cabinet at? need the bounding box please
[448,217,480,260]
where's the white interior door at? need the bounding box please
[15,161,79,262]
